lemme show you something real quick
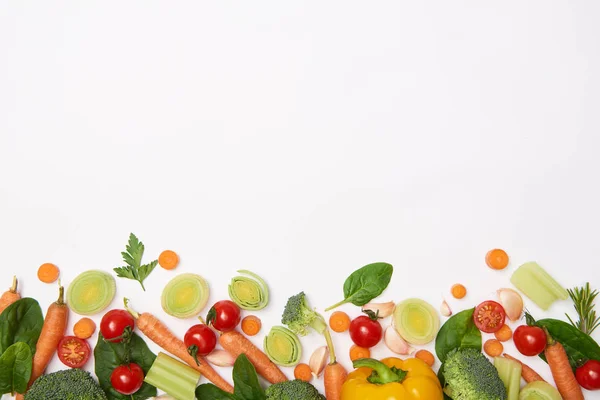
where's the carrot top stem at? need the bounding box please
[324,329,337,364]
[56,283,65,305]
[10,276,18,293]
[123,298,140,319]
[543,327,556,346]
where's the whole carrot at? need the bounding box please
[0,276,21,314]
[544,330,584,400]
[503,353,546,383]
[219,330,288,384]
[323,329,347,400]
[125,299,233,393]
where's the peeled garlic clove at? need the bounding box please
[440,299,452,317]
[309,346,329,377]
[362,301,395,318]
[205,350,236,367]
[384,325,415,355]
[497,288,524,321]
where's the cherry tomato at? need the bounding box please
[110,363,145,395]
[349,314,383,348]
[100,309,135,342]
[206,300,241,332]
[513,325,547,356]
[184,324,217,363]
[57,336,91,368]
[474,301,506,333]
[576,359,600,391]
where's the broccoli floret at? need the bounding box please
[281,292,327,336]
[442,348,507,400]
[265,379,326,400]
[24,369,108,400]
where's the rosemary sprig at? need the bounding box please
[565,282,600,335]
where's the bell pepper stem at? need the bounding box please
[352,358,407,385]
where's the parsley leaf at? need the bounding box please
[113,233,158,291]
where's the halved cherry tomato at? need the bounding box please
[57,335,91,368]
[474,301,506,333]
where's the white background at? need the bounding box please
[1,1,600,399]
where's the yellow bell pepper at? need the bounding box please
[341,357,443,400]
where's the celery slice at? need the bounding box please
[494,357,521,400]
[145,352,200,400]
[510,262,568,310]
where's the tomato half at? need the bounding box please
[111,363,145,395]
[206,300,241,332]
[349,315,383,348]
[513,325,547,356]
[100,309,135,342]
[474,301,506,333]
[57,336,91,368]
[576,359,600,391]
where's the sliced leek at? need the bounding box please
[228,270,269,310]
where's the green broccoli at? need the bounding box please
[281,291,328,336]
[442,348,507,400]
[265,379,325,400]
[24,369,108,400]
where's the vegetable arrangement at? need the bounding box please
[1,235,600,400]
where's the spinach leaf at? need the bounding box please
[534,318,600,370]
[437,364,452,400]
[435,308,481,363]
[0,298,44,355]
[326,262,393,311]
[232,354,265,400]
[94,332,157,400]
[196,384,237,399]
[0,342,32,395]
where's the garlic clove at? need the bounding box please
[497,288,524,321]
[362,301,395,318]
[309,346,329,378]
[440,299,453,317]
[384,325,415,355]
[205,349,236,367]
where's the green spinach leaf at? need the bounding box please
[325,262,393,311]
[437,364,452,400]
[0,342,32,395]
[534,318,600,370]
[94,332,157,400]
[435,308,481,363]
[196,384,237,399]
[232,354,265,400]
[0,298,43,355]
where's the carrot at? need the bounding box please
[324,362,347,400]
[494,324,512,342]
[125,299,233,393]
[503,353,546,383]
[486,248,509,270]
[73,317,96,339]
[219,330,288,384]
[158,250,179,270]
[37,263,60,283]
[451,284,467,299]
[415,349,435,367]
[241,315,262,336]
[0,276,21,314]
[484,339,504,357]
[294,363,312,382]
[329,311,351,333]
[349,345,370,361]
[22,283,69,396]
[544,331,584,400]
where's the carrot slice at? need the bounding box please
[451,284,467,299]
[415,349,435,366]
[158,250,179,270]
[73,317,96,339]
[38,263,60,283]
[329,311,350,333]
[349,345,370,361]
[294,363,312,382]
[486,249,509,270]
[241,315,262,336]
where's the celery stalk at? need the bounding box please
[144,352,200,400]
[494,357,521,400]
[510,262,568,310]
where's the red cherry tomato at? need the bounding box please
[513,325,547,356]
[57,336,91,368]
[349,314,383,348]
[206,300,241,332]
[474,301,506,333]
[576,359,600,391]
[184,324,217,363]
[110,363,145,395]
[100,309,135,342]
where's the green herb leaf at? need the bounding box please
[0,298,44,355]
[113,233,158,291]
[325,262,393,311]
[0,342,32,395]
[566,283,600,335]
[435,308,482,363]
[233,354,266,400]
[94,332,157,400]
